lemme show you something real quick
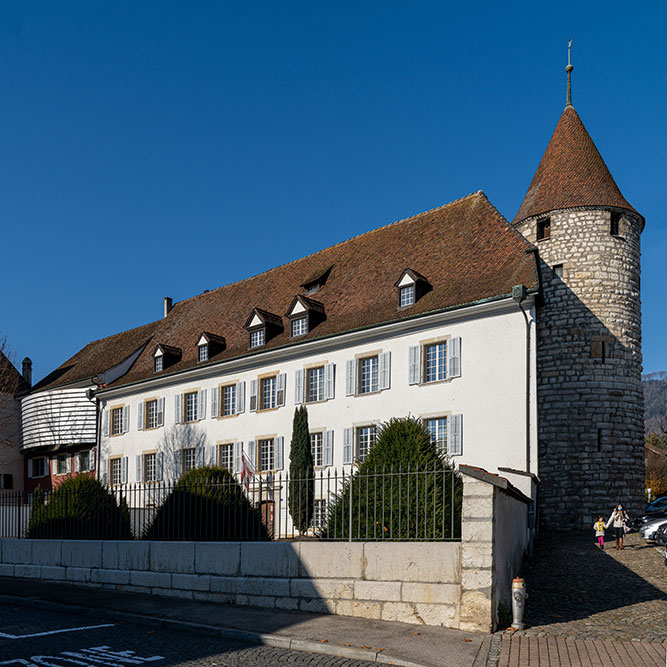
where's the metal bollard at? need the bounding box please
[511,577,527,630]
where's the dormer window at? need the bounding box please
[153,344,182,373]
[395,269,430,309]
[286,295,325,338]
[291,316,308,337]
[196,332,225,362]
[250,329,265,348]
[301,265,333,295]
[399,284,415,307]
[537,217,551,241]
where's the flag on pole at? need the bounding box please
[241,453,254,490]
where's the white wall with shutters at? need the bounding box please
[211,388,219,419]
[95,300,536,491]
[137,403,144,430]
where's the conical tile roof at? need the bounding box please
[513,106,639,224]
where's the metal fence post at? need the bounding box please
[348,473,353,542]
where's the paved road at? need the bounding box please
[0,605,377,667]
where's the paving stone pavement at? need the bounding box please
[491,531,667,666]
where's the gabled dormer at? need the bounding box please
[196,332,226,363]
[285,295,325,338]
[243,308,283,349]
[394,269,431,309]
[301,265,333,296]
[153,344,182,373]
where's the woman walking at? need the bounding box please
[606,504,630,550]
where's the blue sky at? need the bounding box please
[1,2,665,381]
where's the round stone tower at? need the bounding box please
[513,69,644,529]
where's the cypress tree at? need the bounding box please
[288,405,314,533]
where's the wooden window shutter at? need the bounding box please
[448,337,461,378]
[211,387,219,419]
[196,447,205,467]
[275,436,284,470]
[122,405,130,433]
[102,409,109,437]
[74,454,80,473]
[325,363,335,400]
[408,346,421,385]
[156,452,164,481]
[247,440,257,468]
[90,447,97,470]
[157,398,165,427]
[249,380,258,412]
[174,394,182,424]
[379,351,391,390]
[448,414,463,455]
[234,442,243,473]
[135,455,142,483]
[343,428,354,465]
[323,430,334,467]
[345,359,356,396]
[27,459,33,478]
[236,381,246,413]
[294,369,304,404]
[198,389,207,420]
[137,402,144,430]
[277,373,286,407]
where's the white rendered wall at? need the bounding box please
[99,299,538,496]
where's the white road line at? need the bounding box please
[0,624,115,639]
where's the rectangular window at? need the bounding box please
[356,426,376,462]
[143,453,157,483]
[399,284,415,307]
[184,391,198,422]
[591,340,606,362]
[312,499,326,528]
[358,356,379,394]
[32,458,46,478]
[78,450,91,472]
[110,458,122,486]
[222,384,237,416]
[250,329,265,348]
[291,317,308,337]
[552,264,563,280]
[260,376,277,410]
[310,432,323,467]
[537,217,551,241]
[425,417,448,454]
[56,455,68,476]
[610,212,620,236]
[111,407,124,435]
[306,367,325,403]
[145,399,159,429]
[259,438,274,471]
[154,356,163,372]
[424,343,447,383]
[218,443,233,471]
[198,345,208,362]
[182,448,196,474]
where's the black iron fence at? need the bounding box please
[0,467,462,542]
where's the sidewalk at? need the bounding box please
[0,577,487,667]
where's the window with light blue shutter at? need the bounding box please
[156,452,164,481]
[324,363,335,400]
[233,442,243,473]
[135,455,142,483]
[122,405,130,433]
[448,337,461,378]
[448,414,463,455]
[137,403,144,430]
[196,447,205,467]
[198,389,207,419]
[408,346,421,385]
[174,450,181,476]
[323,430,334,467]
[343,428,353,464]
[175,394,182,424]
[211,387,219,418]
[249,380,258,412]
[294,369,304,404]
[157,398,165,427]
[345,360,356,396]
[247,440,257,469]
[236,381,245,413]
[121,457,128,484]
[276,373,286,406]
[102,409,109,436]
[379,351,391,390]
[275,436,284,470]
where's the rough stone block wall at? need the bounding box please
[515,207,644,527]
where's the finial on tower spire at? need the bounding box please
[565,38,573,108]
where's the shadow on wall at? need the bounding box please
[535,257,644,528]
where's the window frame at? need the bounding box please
[154,356,163,373]
[143,452,158,483]
[425,416,448,455]
[356,425,376,463]
[536,217,551,241]
[260,375,277,411]
[610,212,621,236]
[221,383,237,417]
[145,398,159,429]
[399,284,415,308]
[259,437,275,472]
[552,264,564,280]
[249,328,265,349]
[55,454,69,476]
[78,450,91,472]
[217,442,234,471]
[109,457,123,486]
[423,341,447,383]
[181,447,196,474]
[110,406,124,436]
[310,431,324,467]
[290,316,308,337]
[306,366,325,403]
[198,344,209,362]
[357,355,379,395]
[183,391,198,423]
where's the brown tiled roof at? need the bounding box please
[33,321,160,392]
[38,192,538,392]
[0,350,27,395]
[513,106,639,224]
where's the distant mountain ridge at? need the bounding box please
[643,372,667,433]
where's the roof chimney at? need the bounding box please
[22,357,32,387]
[163,297,173,318]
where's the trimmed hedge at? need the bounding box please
[323,417,462,540]
[27,475,132,539]
[143,466,268,541]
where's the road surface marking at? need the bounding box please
[0,625,115,640]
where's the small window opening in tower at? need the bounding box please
[536,217,551,241]
[552,264,563,280]
[597,428,602,452]
[610,212,621,236]
[591,340,606,363]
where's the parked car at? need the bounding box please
[633,508,667,530]
[639,514,667,541]
[645,495,667,514]
[654,522,667,547]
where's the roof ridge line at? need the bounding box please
[174,191,485,309]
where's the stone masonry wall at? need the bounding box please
[515,207,644,527]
